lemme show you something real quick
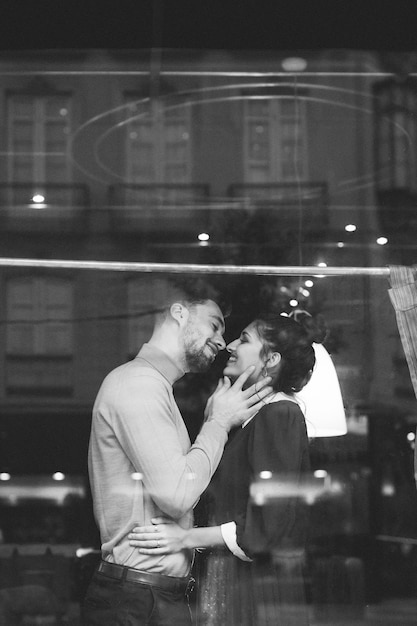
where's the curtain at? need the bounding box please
[388,265,417,485]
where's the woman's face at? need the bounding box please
[223,322,266,386]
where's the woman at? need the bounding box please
[129,312,326,625]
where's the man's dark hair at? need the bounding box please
[165,276,232,317]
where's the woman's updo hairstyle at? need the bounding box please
[254,310,327,394]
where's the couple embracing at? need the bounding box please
[83,281,323,626]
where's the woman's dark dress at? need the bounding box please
[195,397,311,626]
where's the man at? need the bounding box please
[82,282,272,625]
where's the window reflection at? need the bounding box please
[0,47,416,624]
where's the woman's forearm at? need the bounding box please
[183,525,225,549]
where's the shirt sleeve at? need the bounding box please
[236,402,310,557]
[106,370,228,519]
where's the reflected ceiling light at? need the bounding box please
[52,472,65,481]
[381,478,395,497]
[0,472,11,481]
[305,279,314,288]
[289,299,299,307]
[345,224,357,232]
[376,236,388,245]
[32,194,45,204]
[198,232,210,247]
[407,431,416,442]
[337,242,345,248]
[315,262,327,278]
[282,57,307,72]
[259,470,273,479]
[314,469,328,479]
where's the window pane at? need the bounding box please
[6,277,73,357]
[11,98,35,118]
[8,94,71,183]
[247,99,269,116]
[125,96,191,183]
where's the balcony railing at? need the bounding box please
[228,182,329,229]
[108,183,211,239]
[0,183,90,234]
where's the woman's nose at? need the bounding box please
[226,339,238,352]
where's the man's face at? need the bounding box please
[181,300,226,372]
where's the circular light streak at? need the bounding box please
[376,236,388,245]
[67,79,411,190]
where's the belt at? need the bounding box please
[97,560,194,595]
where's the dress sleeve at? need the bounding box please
[235,402,310,557]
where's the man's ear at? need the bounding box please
[170,302,189,326]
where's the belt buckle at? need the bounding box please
[185,576,195,596]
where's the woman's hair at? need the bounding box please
[253,311,327,394]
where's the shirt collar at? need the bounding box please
[241,391,301,428]
[136,343,185,385]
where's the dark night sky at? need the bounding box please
[1,0,416,52]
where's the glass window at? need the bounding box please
[244,97,308,183]
[124,97,191,183]
[7,94,72,184]
[374,78,417,193]
[7,276,73,356]
[5,277,73,394]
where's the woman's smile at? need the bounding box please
[223,323,265,384]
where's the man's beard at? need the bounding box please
[185,343,213,373]
[182,323,214,373]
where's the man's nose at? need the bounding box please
[215,334,226,350]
